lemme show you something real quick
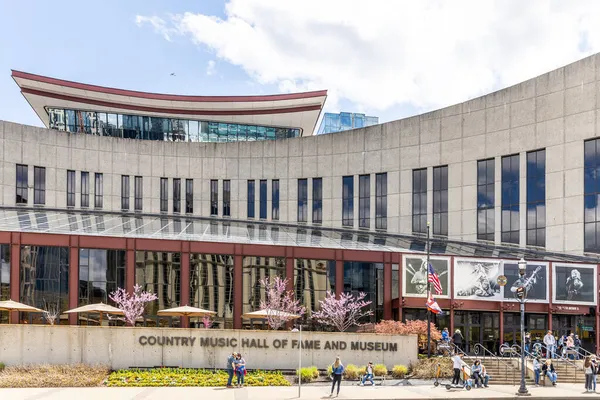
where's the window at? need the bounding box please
[313,178,322,223]
[527,150,546,247]
[94,173,103,208]
[585,139,600,253]
[501,154,520,244]
[190,253,234,328]
[272,180,280,220]
[210,180,218,216]
[342,176,354,227]
[412,169,427,234]
[67,170,75,207]
[433,166,448,236]
[297,179,308,222]
[81,172,89,208]
[247,180,255,218]
[173,178,181,213]
[160,178,168,212]
[477,159,495,241]
[260,180,267,219]
[134,176,143,211]
[359,175,370,228]
[16,164,28,204]
[79,249,125,308]
[294,259,335,314]
[121,175,130,210]
[186,179,193,214]
[33,166,46,205]
[375,173,387,230]
[223,180,231,217]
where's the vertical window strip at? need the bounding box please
[359,175,370,228]
[477,159,495,241]
[312,178,322,224]
[375,173,387,230]
[412,169,427,234]
[501,154,520,244]
[526,150,546,247]
[433,166,448,236]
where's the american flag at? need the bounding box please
[428,263,443,295]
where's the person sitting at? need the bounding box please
[471,360,483,388]
[360,362,375,386]
[542,359,557,386]
[480,362,490,388]
[533,357,541,386]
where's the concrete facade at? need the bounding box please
[2,53,600,255]
[0,325,417,370]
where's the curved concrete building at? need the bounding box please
[1,54,600,354]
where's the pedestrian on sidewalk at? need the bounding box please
[585,356,595,392]
[330,356,344,397]
[543,330,556,359]
[234,353,246,388]
[360,362,374,386]
[226,352,236,388]
[451,353,465,385]
[592,356,598,392]
[533,357,541,386]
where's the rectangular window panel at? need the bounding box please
[173,178,181,213]
[359,174,370,228]
[81,171,89,208]
[272,180,279,220]
[526,149,546,247]
[584,139,600,253]
[297,179,308,222]
[160,178,168,212]
[185,179,193,214]
[433,166,448,236]
[16,164,28,204]
[412,168,427,234]
[247,180,255,218]
[477,159,495,241]
[260,179,267,219]
[375,173,387,230]
[312,178,322,224]
[501,154,519,244]
[210,180,218,216]
[67,170,75,207]
[94,173,103,208]
[134,176,143,211]
[223,180,230,217]
[33,166,46,205]
[342,176,354,227]
[121,175,130,210]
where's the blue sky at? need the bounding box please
[2,1,600,130]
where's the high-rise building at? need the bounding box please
[317,112,379,134]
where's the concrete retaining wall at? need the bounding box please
[0,325,417,370]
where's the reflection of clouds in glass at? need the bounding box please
[1,262,8,284]
[90,250,107,282]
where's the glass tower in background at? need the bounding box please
[317,112,379,134]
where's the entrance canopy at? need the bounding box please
[0,208,596,263]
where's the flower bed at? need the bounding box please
[106,368,291,387]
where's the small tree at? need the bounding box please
[202,315,213,329]
[259,276,306,330]
[312,291,373,332]
[109,284,158,326]
[374,320,441,353]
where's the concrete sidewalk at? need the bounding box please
[0,383,596,400]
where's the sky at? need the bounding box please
[2,1,600,131]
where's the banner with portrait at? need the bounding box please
[402,256,450,298]
[502,262,549,302]
[553,264,597,305]
[454,258,502,301]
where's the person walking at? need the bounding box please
[574,335,582,360]
[234,353,246,388]
[542,359,557,386]
[567,334,575,360]
[451,353,465,385]
[585,356,594,392]
[330,356,344,397]
[226,352,236,388]
[533,357,541,386]
[360,362,374,386]
[592,356,599,392]
[543,330,556,359]
[452,329,464,352]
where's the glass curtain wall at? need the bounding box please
[242,256,285,327]
[293,259,335,328]
[190,253,234,328]
[0,245,9,324]
[343,261,383,325]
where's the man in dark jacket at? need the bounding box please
[226,352,236,388]
[453,329,464,351]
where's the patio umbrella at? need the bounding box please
[0,299,44,324]
[157,305,217,317]
[64,302,124,325]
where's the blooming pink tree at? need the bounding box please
[202,315,213,329]
[259,276,306,330]
[109,285,158,326]
[312,291,373,332]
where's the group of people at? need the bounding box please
[441,327,465,351]
[532,358,558,386]
[451,353,490,388]
[543,330,583,359]
[225,352,246,388]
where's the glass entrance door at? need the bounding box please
[455,311,499,354]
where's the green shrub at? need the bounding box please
[296,366,319,383]
[392,365,408,378]
[0,362,5,372]
[357,365,367,376]
[326,365,332,376]
[343,364,359,380]
[373,364,387,376]
[106,368,290,387]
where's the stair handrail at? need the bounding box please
[514,342,583,384]
[473,343,517,385]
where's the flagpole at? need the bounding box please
[426,221,431,359]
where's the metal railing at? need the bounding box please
[514,343,583,383]
[473,343,518,384]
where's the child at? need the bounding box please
[360,362,374,386]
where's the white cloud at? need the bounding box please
[135,15,179,42]
[137,1,600,117]
[206,60,216,76]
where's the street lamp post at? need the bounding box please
[426,222,431,358]
[516,257,530,396]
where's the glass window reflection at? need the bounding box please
[242,256,285,327]
[190,253,234,328]
[0,245,9,324]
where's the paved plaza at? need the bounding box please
[1,383,598,400]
